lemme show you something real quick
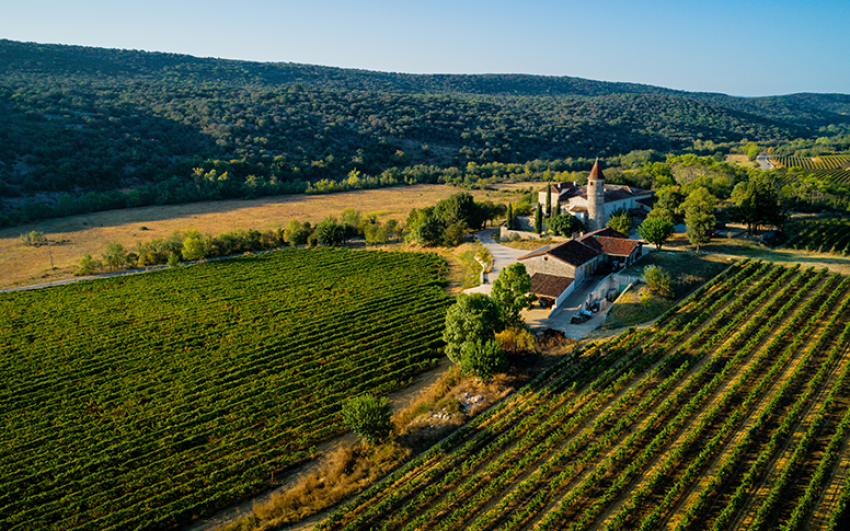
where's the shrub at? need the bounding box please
[461,339,507,380]
[19,231,46,246]
[101,242,128,271]
[644,265,673,298]
[342,394,393,445]
[75,254,101,276]
[167,252,181,267]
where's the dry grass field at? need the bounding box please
[0,185,512,289]
[725,153,759,168]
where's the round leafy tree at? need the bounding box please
[341,393,393,445]
[491,262,533,327]
[461,339,507,380]
[638,216,675,250]
[443,293,504,365]
[606,208,632,235]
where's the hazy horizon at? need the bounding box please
[3,0,849,97]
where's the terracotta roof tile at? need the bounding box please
[583,227,627,239]
[589,160,605,181]
[530,273,574,298]
[593,236,641,257]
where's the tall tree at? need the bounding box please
[181,229,209,261]
[435,192,484,230]
[406,207,445,246]
[546,213,585,237]
[315,216,346,245]
[683,187,717,252]
[443,293,504,366]
[506,203,514,230]
[606,208,632,235]
[491,263,533,327]
[731,172,787,232]
[101,242,128,271]
[638,217,675,250]
[545,186,552,218]
[534,204,543,234]
[649,185,686,224]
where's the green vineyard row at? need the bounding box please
[0,247,453,531]
[784,218,850,255]
[318,260,850,531]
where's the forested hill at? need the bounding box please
[1,39,849,226]
[0,39,683,96]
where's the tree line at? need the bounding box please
[2,40,849,228]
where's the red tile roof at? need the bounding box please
[530,273,574,298]
[579,227,641,257]
[589,160,605,181]
[588,236,642,257]
[583,227,628,239]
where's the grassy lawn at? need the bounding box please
[441,240,493,293]
[601,250,734,330]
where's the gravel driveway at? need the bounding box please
[463,229,530,295]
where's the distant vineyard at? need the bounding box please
[0,248,452,531]
[319,260,850,531]
[771,155,850,188]
[784,218,850,254]
[771,155,850,170]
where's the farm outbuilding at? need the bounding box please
[518,227,644,310]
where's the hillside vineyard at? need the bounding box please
[319,260,850,531]
[0,248,451,530]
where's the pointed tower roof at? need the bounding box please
[589,159,605,181]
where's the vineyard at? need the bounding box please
[319,260,850,531]
[783,218,850,255]
[0,248,452,531]
[771,155,850,171]
[770,155,850,188]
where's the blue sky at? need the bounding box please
[2,0,848,97]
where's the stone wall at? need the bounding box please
[500,227,545,240]
[520,254,576,279]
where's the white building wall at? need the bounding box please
[555,281,578,307]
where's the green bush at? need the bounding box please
[461,339,507,380]
[167,252,181,267]
[341,394,393,445]
[19,231,46,246]
[644,265,673,298]
[75,254,102,276]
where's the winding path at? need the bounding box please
[463,228,529,295]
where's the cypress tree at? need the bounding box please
[506,203,514,230]
[535,204,543,234]
[545,186,552,217]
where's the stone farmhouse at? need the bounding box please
[539,160,654,232]
[518,227,643,308]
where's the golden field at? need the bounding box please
[0,185,513,290]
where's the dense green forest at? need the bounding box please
[1,39,849,227]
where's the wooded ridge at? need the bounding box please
[1,39,848,226]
